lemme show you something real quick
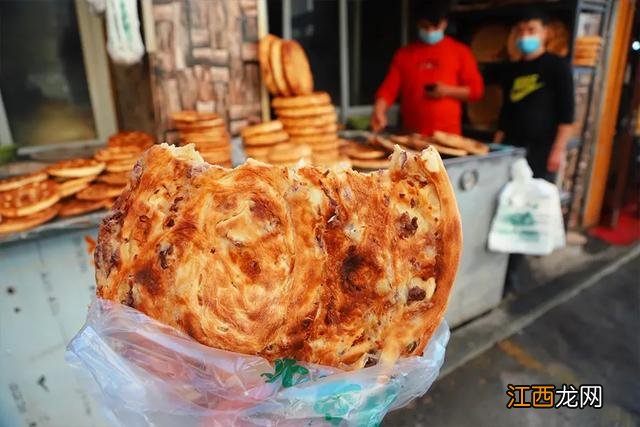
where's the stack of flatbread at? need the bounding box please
[432,131,490,156]
[259,34,314,97]
[272,92,344,166]
[241,120,312,166]
[0,171,61,234]
[340,139,391,170]
[47,158,112,218]
[0,131,156,234]
[172,111,231,167]
[573,36,603,67]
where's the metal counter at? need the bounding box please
[0,146,523,426]
[442,146,525,327]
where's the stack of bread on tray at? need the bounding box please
[573,35,603,67]
[339,131,490,171]
[171,111,232,167]
[240,120,311,166]
[0,131,154,235]
[254,34,345,167]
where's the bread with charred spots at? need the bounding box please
[95,143,461,370]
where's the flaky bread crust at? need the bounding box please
[95,144,461,370]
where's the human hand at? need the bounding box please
[547,146,565,172]
[426,82,453,99]
[371,100,388,132]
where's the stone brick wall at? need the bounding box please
[150,0,261,138]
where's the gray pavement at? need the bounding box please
[384,250,640,427]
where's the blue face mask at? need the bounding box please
[517,36,542,55]
[419,29,444,45]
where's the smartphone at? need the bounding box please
[425,84,436,95]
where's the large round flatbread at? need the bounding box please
[289,133,338,146]
[269,38,291,97]
[280,112,337,128]
[240,121,283,139]
[0,180,60,218]
[272,92,331,109]
[0,203,60,235]
[267,143,311,163]
[95,146,144,162]
[47,158,105,178]
[95,144,462,370]
[0,170,48,192]
[77,183,125,201]
[244,130,289,147]
[107,131,154,149]
[98,172,130,186]
[59,198,109,217]
[259,34,280,95]
[59,176,97,198]
[281,39,314,95]
[276,104,335,119]
[286,122,338,136]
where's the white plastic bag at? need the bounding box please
[66,299,449,426]
[488,159,565,255]
[105,0,145,65]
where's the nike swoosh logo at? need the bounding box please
[510,82,544,102]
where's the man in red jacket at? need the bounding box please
[371,2,484,136]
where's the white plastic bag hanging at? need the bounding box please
[488,158,565,255]
[66,299,450,426]
[105,0,145,65]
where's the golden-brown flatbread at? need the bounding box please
[244,145,274,160]
[286,122,338,136]
[432,131,489,155]
[47,158,106,178]
[259,34,280,95]
[77,183,125,201]
[269,38,291,96]
[0,203,60,235]
[171,111,221,124]
[98,172,130,186]
[281,39,314,95]
[95,146,144,162]
[0,170,48,192]
[428,143,468,157]
[240,121,283,139]
[280,112,337,128]
[59,176,97,198]
[107,131,155,149]
[350,157,391,170]
[276,104,335,119]
[272,92,331,109]
[341,143,388,160]
[244,130,289,147]
[106,158,138,173]
[95,144,462,370]
[289,133,338,146]
[267,143,311,163]
[0,180,60,218]
[59,198,109,217]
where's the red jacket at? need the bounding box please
[376,37,484,136]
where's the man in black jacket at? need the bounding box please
[494,9,575,182]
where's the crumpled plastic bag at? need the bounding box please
[66,299,449,426]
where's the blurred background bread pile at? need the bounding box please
[171,111,231,167]
[258,34,345,167]
[0,131,156,234]
[241,120,311,166]
[573,35,603,67]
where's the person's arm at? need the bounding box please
[431,46,484,101]
[547,60,576,172]
[371,51,403,132]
